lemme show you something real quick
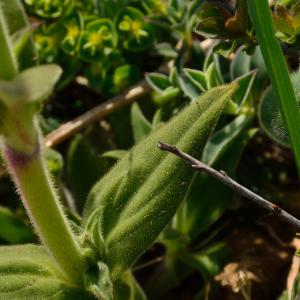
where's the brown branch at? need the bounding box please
[45,80,151,147]
[158,141,300,231]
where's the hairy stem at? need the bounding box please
[246,0,300,175]
[2,139,85,286]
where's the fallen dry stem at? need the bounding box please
[158,141,300,231]
[45,80,151,147]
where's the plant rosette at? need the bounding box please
[79,18,117,62]
[116,6,155,52]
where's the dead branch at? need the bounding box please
[158,141,300,231]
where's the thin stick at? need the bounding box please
[158,141,300,231]
[45,80,151,147]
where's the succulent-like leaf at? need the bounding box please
[230,48,251,80]
[83,83,237,279]
[0,244,96,299]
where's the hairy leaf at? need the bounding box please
[258,70,300,147]
[83,84,237,279]
[0,244,96,299]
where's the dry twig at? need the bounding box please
[158,141,300,231]
[45,80,151,147]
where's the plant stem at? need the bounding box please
[158,142,300,231]
[2,140,85,286]
[0,8,18,80]
[246,0,300,175]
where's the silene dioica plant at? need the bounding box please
[0,0,238,299]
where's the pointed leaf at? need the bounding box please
[131,103,152,143]
[230,47,251,80]
[202,114,252,165]
[183,68,207,92]
[146,73,171,92]
[83,84,237,279]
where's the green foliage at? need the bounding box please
[247,0,300,174]
[66,133,110,211]
[0,244,95,299]
[23,0,204,95]
[0,65,62,152]
[196,0,256,57]
[258,70,300,147]
[113,271,147,300]
[83,83,237,279]
[183,242,230,280]
[131,102,152,143]
[0,206,34,244]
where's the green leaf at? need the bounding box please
[183,68,207,92]
[45,148,63,178]
[184,242,230,281]
[247,0,300,174]
[0,244,96,299]
[83,83,237,279]
[202,114,252,166]
[0,65,62,106]
[154,43,178,58]
[101,150,128,160]
[0,0,19,79]
[66,134,110,212]
[0,206,34,244]
[114,271,146,300]
[1,0,36,70]
[146,73,171,92]
[258,70,300,147]
[152,87,181,106]
[112,65,140,94]
[214,40,238,58]
[131,102,152,143]
[233,71,256,109]
[230,47,251,80]
[178,73,202,100]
